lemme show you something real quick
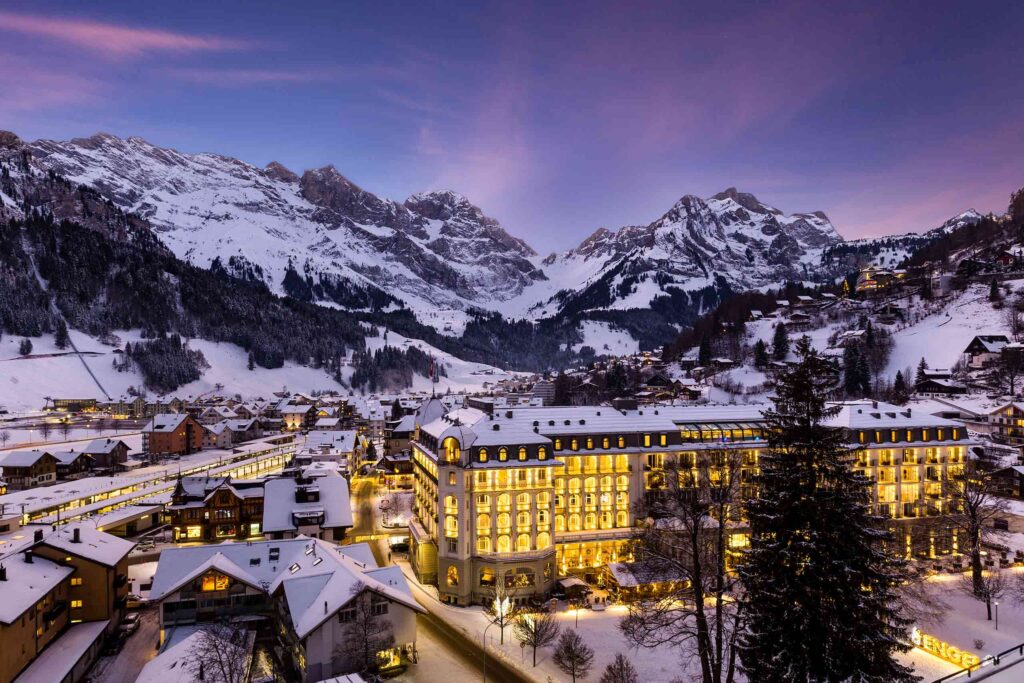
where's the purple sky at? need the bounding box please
[2,1,1022,252]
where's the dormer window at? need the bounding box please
[518,447,527,461]
[499,448,508,461]
[538,447,547,461]
[442,437,460,463]
[479,448,488,463]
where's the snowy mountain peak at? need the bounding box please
[710,187,781,216]
[265,160,299,184]
[931,209,984,235]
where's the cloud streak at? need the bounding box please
[0,11,251,58]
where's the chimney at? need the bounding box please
[72,528,81,543]
[324,600,328,614]
[0,564,6,581]
[34,529,43,542]
[872,400,878,409]
[24,550,33,564]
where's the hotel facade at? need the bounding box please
[408,399,973,605]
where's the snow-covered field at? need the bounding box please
[573,320,640,356]
[0,326,519,413]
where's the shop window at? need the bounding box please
[447,566,460,587]
[480,567,497,587]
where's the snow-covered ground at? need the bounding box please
[572,320,640,356]
[380,490,413,529]
[0,325,519,413]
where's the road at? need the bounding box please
[89,608,160,683]
[346,475,529,683]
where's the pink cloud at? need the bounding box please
[0,11,251,58]
[0,53,103,113]
[163,67,342,86]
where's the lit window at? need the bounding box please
[602,438,610,449]
[586,438,594,449]
[618,436,625,448]
[643,434,651,447]
[447,566,459,587]
[71,600,83,609]
[70,577,83,587]
[448,471,456,485]
[660,434,667,446]
[518,447,527,461]
[202,572,230,591]
[538,447,547,460]
[571,439,579,451]
[554,439,562,450]
[499,448,508,461]
[479,448,488,463]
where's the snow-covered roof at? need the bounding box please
[0,552,74,624]
[40,523,135,566]
[52,450,93,466]
[144,414,189,433]
[303,430,357,453]
[315,417,340,427]
[82,438,128,455]
[136,626,250,683]
[261,474,353,533]
[0,449,53,467]
[826,400,962,429]
[14,619,109,683]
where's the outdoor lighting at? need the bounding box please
[995,601,1000,630]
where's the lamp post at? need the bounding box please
[995,601,1000,631]
[481,620,497,683]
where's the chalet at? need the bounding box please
[167,476,265,542]
[202,422,233,449]
[914,378,968,397]
[964,335,1010,369]
[52,450,95,480]
[262,472,353,542]
[992,466,1024,499]
[281,404,317,431]
[956,258,993,277]
[873,302,906,323]
[996,250,1019,268]
[794,295,815,308]
[920,368,953,381]
[786,311,813,328]
[989,402,1024,446]
[748,309,764,321]
[0,450,58,489]
[142,413,203,456]
[148,538,424,681]
[835,329,867,347]
[225,417,262,443]
[199,406,237,424]
[82,438,130,470]
[377,453,414,490]
[315,417,342,430]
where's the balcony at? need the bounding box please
[115,574,129,588]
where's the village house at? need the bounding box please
[167,476,266,542]
[988,402,1024,446]
[81,438,130,471]
[0,450,58,490]
[142,413,204,457]
[963,335,1011,369]
[261,472,353,542]
[148,538,424,681]
[52,450,95,481]
[202,422,234,450]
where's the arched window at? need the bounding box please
[536,491,550,506]
[586,438,594,449]
[537,509,549,524]
[447,565,459,587]
[477,513,491,533]
[618,436,625,448]
[517,492,531,508]
[498,512,511,530]
[497,493,511,510]
[600,476,612,491]
[517,511,531,528]
[584,513,597,530]
[445,515,458,538]
[554,438,562,450]
[476,494,491,509]
[569,514,581,531]
[568,478,581,492]
[555,515,565,531]
[442,437,460,463]
[571,439,579,451]
[615,454,628,471]
[537,532,551,549]
[518,447,527,461]
[477,537,492,553]
[616,475,629,490]
[538,446,547,460]
[444,495,458,513]
[602,437,610,449]
[497,535,511,553]
[616,510,629,527]
[584,477,597,493]
[616,492,628,507]
[516,534,531,552]
[478,448,488,463]
[498,447,508,461]
[600,511,613,529]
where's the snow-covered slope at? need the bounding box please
[515,187,844,317]
[28,134,545,315]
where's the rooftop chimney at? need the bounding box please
[33,529,43,542]
[24,549,33,564]
[0,564,6,581]
[72,528,81,543]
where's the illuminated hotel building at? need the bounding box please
[408,400,973,605]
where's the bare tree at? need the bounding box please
[568,594,588,628]
[60,420,72,440]
[39,421,52,442]
[620,451,745,683]
[484,580,520,645]
[333,585,396,674]
[962,568,1008,621]
[513,610,561,667]
[1008,301,1024,342]
[0,430,9,449]
[600,653,640,683]
[945,467,1009,598]
[553,629,595,683]
[187,622,253,683]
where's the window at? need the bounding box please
[477,513,491,532]
[477,537,492,553]
[479,448,488,463]
[370,594,389,616]
[518,447,527,461]
[586,438,594,449]
[554,439,562,450]
[537,531,551,549]
[643,434,651,447]
[445,515,459,538]
[477,494,491,508]
[480,567,497,587]
[338,606,356,623]
[660,434,667,446]
[442,437,460,463]
[602,437,610,449]
[618,436,625,448]
[516,534,531,552]
[571,439,579,451]
[447,566,460,587]
[201,572,229,592]
[70,577,83,587]
[71,600,83,609]
[497,535,511,553]
[517,511,532,527]
[517,492,531,508]
[538,446,547,460]
[448,472,456,486]
[499,448,508,461]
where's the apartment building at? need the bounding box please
[409,400,973,605]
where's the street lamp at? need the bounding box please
[995,601,1000,630]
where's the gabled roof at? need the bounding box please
[144,414,189,433]
[0,552,73,624]
[150,550,266,601]
[39,523,135,567]
[261,474,352,533]
[52,450,93,466]
[0,449,54,468]
[82,438,128,455]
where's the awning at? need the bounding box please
[558,577,588,589]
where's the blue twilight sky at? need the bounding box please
[2,0,1022,253]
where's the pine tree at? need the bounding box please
[54,320,70,350]
[698,335,713,367]
[739,338,916,683]
[600,653,639,683]
[915,356,929,384]
[842,345,861,396]
[247,352,255,371]
[771,322,789,361]
[990,279,1002,303]
[892,370,909,404]
[753,339,769,369]
[19,338,32,356]
[856,348,873,396]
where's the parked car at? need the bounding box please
[126,593,150,610]
[120,612,141,635]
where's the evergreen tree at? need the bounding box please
[856,348,873,395]
[915,357,929,384]
[753,339,769,369]
[247,352,255,371]
[19,338,32,356]
[892,370,910,404]
[739,338,916,683]
[698,335,713,367]
[990,279,1002,303]
[771,323,789,361]
[54,320,70,350]
[842,345,861,396]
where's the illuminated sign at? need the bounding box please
[911,627,981,669]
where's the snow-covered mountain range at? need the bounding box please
[26,133,844,328]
